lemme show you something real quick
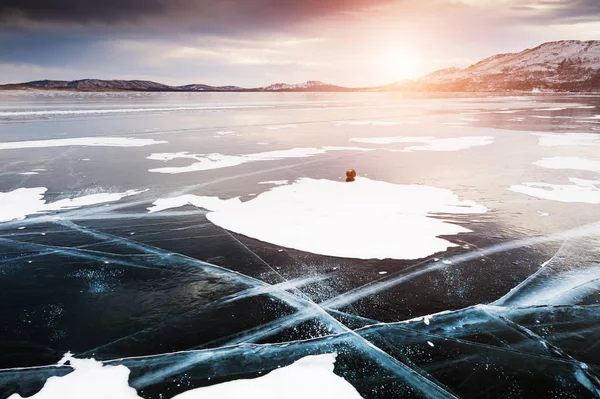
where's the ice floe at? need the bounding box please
[148,178,488,260]
[10,353,362,399]
[148,147,372,174]
[0,137,166,150]
[0,187,144,222]
[533,133,600,147]
[533,157,600,173]
[350,136,494,152]
[509,178,600,204]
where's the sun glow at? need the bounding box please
[380,46,421,81]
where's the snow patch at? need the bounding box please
[9,353,362,399]
[350,136,494,152]
[0,137,166,150]
[148,147,372,174]
[533,133,600,147]
[214,131,236,137]
[148,178,488,260]
[264,125,298,130]
[258,180,289,186]
[7,353,141,399]
[533,157,600,173]
[0,187,144,222]
[334,121,420,126]
[172,353,363,399]
[509,178,600,204]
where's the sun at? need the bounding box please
[381,47,420,81]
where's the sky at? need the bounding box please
[1,0,600,87]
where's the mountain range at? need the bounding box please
[2,40,600,92]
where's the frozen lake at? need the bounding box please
[1,91,600,398]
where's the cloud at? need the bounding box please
[0,0,396,32]
[1,0,599,87]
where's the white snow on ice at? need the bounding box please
[258,180,289,186]
[533,133,600,147]
[349,136,494,152]
[148,178,488,260]
[0,137,166,150]
[264,125,298,130]
[0,105,268,118]
[509,178,600,204]
[334,121,420,126]
[7,353,140,399]
[0,187,143,222]
[147,147,372,174]
[214,131,236,137]
[533,157,600,173]
[172,353,363,399]
[9,353,363,399]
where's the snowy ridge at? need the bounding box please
[396,40,600,92]
[261,81,348,92]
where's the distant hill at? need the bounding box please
[0,79,349,92]
[3,79,174,91]
[3,41,600,92]
[260,80,352,92]
[390,40,600,92]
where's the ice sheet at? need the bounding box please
[494,235,600,307]
[148,178,487,260]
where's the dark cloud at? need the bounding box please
[509,0,600,23]
[0,0,394,29]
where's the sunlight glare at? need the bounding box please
[381,46,420,81]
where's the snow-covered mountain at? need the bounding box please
[261,81,349,91]
[176,84,215,91]
[176,84,244,91]
[395,40,600,92]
